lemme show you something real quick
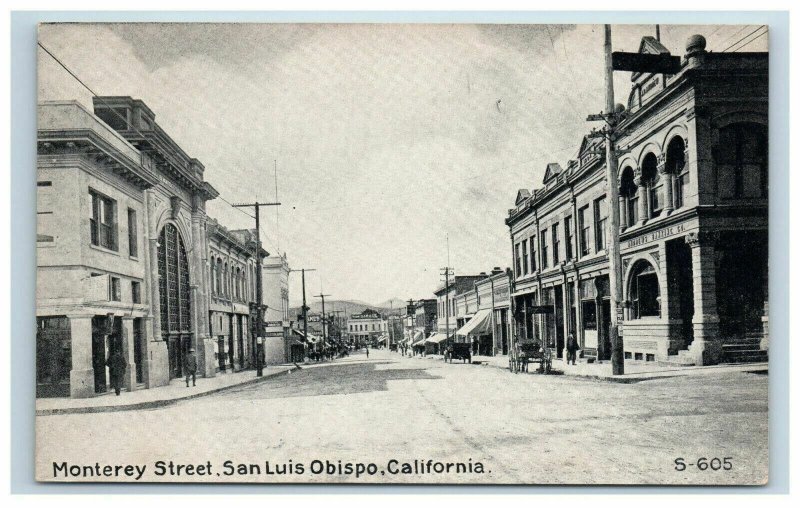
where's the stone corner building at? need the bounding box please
[506,35,768,367]
[36,96,219,398]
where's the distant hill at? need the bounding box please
[289,299,405,320]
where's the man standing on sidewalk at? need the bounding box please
[566,333,579,366]
[184,348,198,387]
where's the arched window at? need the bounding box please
[620,166,638,227]
[666,136,689,209]
[629,260,661,319]
[210,257,216,296]
[235,267,241,301]
[216,258,222,296]
[223,262,229,298]
[641,153,662,218]
[716,122,767,199]
[157,223,191,379]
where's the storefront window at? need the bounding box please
[629,261,660,319]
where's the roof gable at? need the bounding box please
[542,162,563,184]
[514,188,531,206]
[638,35,670,55]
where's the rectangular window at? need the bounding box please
[131,281,141,304]
[564,218,573,261]
[127,208,138,257]
[110,277,122,302]
[552,223,560,265]
[90,190,118,251]
[521,239,529,275]
[540,230,549,269]
[514,243,522,277]
[628,194,639,226]
[578,206,590,256]
[650,183,663,217]
[530,236,537,272]
[594,196,607,252]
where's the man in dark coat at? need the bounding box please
[184,347,198,387]
[566,333,579,366]
[106,345,127,396]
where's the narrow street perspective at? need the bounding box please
[36,348,768,484]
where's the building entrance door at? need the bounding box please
[237,315,245,369]
[157,223,192,380]
[668,238,695,350]
[36,316,72,398]
[554,286,565,358]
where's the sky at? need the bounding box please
[37,22,768,306]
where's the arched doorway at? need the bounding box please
[157,223,192,379]
[627,260,661,320]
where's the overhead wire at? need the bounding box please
[38,41,283,256]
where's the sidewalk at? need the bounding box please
[470,354,768,382]
[36,364,298,416]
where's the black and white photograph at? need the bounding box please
[29,19,774,486]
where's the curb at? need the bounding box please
[476,357,768,384]
[36,366,298,416]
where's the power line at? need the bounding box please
[39,41,284,256]
[721,25,767,53]
[731,29,768,52]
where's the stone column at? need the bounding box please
[619,196,628,232]
[67,315,95,398]
[121,317,137,392]
[146,194,169,389]
[595,292,605,361]
[192,200,215,378]
[574,272,583,351]
[658,155,674,215]
[686,232,722,365]
[686,107,713,206]
[634,173,648,225]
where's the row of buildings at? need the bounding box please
[36,96,300,398]
[401,34,768,367]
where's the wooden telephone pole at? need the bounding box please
[314,292,332,349]
[290,268,316,355]
[232,200,281,377]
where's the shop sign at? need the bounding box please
[265,321,283,327]
[626,223,686,249]
[264,331,284,337]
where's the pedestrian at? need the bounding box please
[566,332,579,366]
[184,347,198,387]
[106,344,127,396]
[365,346,369,359]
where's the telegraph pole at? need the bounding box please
[586,25,624,374]
[440,267,453,343]
[290,268,316,355]
[314,292,331,350]
[406,298,416,351]
[233,200,281,377]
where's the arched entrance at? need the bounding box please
[157,223,192,379]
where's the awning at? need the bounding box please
[455,308,493,337]
[411,332,426,347]
[378,336,389,343]
[425,333,448,344]
[291,328,310,343]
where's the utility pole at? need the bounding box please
[314,292,331,351]
[233,200,281,377]
[290,268,316,355]
[586,25,624,375]
[440,267,453,344]
[406,298,416,350]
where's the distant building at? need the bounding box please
[434,275,487,339]
[261,253,299,364]
[348,308,386,347]
[207,219,264,373]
